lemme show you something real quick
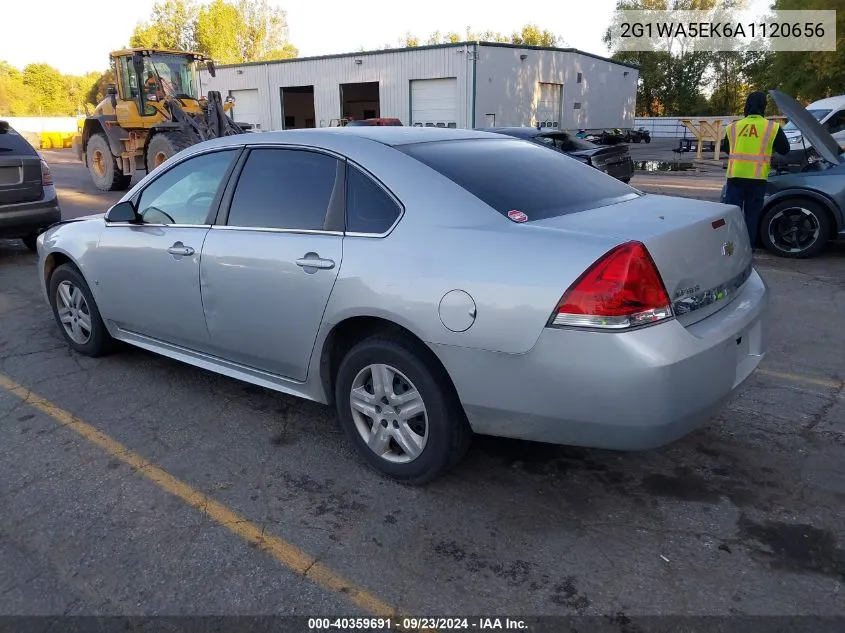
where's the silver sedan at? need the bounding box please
[36,127,770,484]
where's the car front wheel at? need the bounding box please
[334,335,472,485]
[48,263,115,356]
[760,198,831,258]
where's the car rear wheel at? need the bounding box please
[49,264,114,356]
[760,198,831,258]
[334,335,472,485]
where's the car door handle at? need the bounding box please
[295,256,335,270]
[167,243,195,256]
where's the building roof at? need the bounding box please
[208,41,640,72]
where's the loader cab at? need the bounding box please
[111,49,208,125]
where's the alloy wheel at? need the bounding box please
[349,363,428,463]
[768,206,821,254]
[56,280,92,344]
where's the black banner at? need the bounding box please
[0,617,844,633]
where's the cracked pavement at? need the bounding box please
[0,150,844,618]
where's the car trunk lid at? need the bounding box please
[531,194,753,326]
[0,155,43,205]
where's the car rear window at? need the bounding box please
[395,138,638,220]
[0,124,38,155]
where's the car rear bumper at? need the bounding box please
[434,269,770,450]
[0,186,61,238]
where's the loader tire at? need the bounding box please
[146,132,193,172]
[86,133,131,192]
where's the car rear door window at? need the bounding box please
[396,138,638,220]
[345,165,401,234]
[0,125,38,155]
[227,148,342,230]
[136,149,238,225]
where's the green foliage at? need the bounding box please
[0,61,103,116]
[129,0,199,50]
[399,24,561,48]
[745,0,845,103]
[606,0,842,115]
[132,0,297,64]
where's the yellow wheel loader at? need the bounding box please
[74,48,251,191]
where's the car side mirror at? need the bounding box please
[206,61,216,77]
[105,200,140,223]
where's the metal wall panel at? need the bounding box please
[474,46,638,130]
[199,47,473,131]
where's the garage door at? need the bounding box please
[536,82,562,128]
[229,89,261,128]
[411,78,457,128]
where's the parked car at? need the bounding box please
[625,128,651,144]
[773,93,845,172]
[760,90,845,258]
[36,127,770,484]
[345,118,403,127]
[482,126,635,183]
[0,120,61,250]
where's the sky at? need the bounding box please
[2,0,774,76]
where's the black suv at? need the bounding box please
[0,120,61,250]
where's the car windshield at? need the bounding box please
[783,109,831,131]
[396,138,639,221]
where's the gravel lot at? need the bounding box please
[0,148,843,625]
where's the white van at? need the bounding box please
[783,94,845,152]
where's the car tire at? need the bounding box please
[334,335,472,485]
[760,198,831,259]
[21,233,38,251]
[48,263,115,357]
[86,133,131,191]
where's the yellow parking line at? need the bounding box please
[0,373,395,618]
[757,368,844,390]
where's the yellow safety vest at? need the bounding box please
[725,115,779,180]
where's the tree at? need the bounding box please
[130,0,199,50]
[397,24,561,48]
[510,24,558,46]
[746,0,845,103]
[604,0,746,115]
[22,63,67,115]
[194,0,243,64]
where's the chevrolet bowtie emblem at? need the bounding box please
[722,241,735,257]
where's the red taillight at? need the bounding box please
[40,160,53,186]
[550,241,673,330]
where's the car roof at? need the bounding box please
[260,126,505,146]
[806,95,845,111]
[478,127,544,138]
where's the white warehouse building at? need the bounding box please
[198,42,638,132]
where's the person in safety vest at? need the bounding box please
[721,91,790,248]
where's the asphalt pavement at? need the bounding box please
[0,148,843,624]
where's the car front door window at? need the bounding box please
[136,149,238,225]
[199,147,345,380]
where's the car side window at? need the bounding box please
[345,165,401,234]
[226,148,341,230]
[535,136,556,148]
[825,111,845,135]
[136,149,237,225]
